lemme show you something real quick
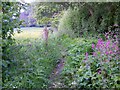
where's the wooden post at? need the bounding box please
[43,25,49,46]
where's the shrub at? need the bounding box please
[60,34,120,88]
[84,33,120,88]
[58,8,80,37]
[58,3,119,37]
[60,38,97,88]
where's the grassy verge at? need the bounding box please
[3,27,62,88]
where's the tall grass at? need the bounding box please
[3,27,62,88]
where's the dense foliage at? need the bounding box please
[0,2,2,89]
[33,2,120,36]
[58,2,120,37]
[32,2,71,27]
[33,2,61,25]
[2,2,23,60]
[2,2,120,89]
[2,2,27,87]
[59,34,120,88]
[2,38,61,88]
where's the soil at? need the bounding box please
[49,58,65,88]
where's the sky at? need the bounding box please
[19,0,34,13]
[20,9,25,13]
[24,0,34,3]
[19,0,35,3]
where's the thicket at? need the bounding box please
[60,34,120,88]
[58,2,120,37]
[1,2,120,89]
[57,2,120,88]
[2,2,27,85]
[2,2,23,60]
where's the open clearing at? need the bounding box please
[14,27,44,39]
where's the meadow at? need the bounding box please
[14,27,44,39]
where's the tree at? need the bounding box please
[58,2,120,37]
[2,2,27,83]
[2,2,28,60]
[32,2,68,26]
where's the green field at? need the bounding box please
[14,27,44,39]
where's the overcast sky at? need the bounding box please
[19,0,35,3]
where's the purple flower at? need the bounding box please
[114,35,117,38]
[105,51,109,55]
[115,46,119,51]
[85,52,88,57]
[93,52,97,56]
[85,52,88,60]
[109,51,113,54]
[96,38,104,49]
[106,40,110,48]
[92,44,95,49]
[97,69,101,74]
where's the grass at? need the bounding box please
[3,27,62,88]
[14,27,44,39]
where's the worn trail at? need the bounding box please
[49,58,65,88]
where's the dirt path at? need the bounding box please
[49,58,65,88]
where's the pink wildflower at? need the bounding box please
[92,44,95,49]
[85,52,88,60]
[96,38,104,49]
[114,35,117,38]
[93,52,97,56]
[106,40,110,48]
[115,46,119,51]
[109,51,113,54]
[105,51,109,55]
[113,23,118,27]
[97,69,101,74]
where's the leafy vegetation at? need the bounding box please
[59,34,120,88]
[2,2,21,60]
[2,1,120,89]
[58,2,120,37]
[2,37,62,88]
[33,2,63,25]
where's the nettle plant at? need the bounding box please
[82,33,120,88]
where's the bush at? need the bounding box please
[60,34,120,88]
[58,3,120,37]
[84,34,120,88]
[59,37,97,88]
[58,9,79,37]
